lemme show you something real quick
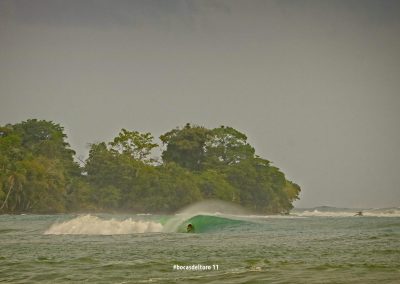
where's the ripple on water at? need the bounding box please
[0,214,399,283]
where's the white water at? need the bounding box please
[43,205,400,235]
[44,215,163,235]
[293,208,400,217]
[44,200,247,235]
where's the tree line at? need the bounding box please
[0,119,300,214]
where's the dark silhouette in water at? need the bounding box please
[187,223,194,233]
[354,211,363,216]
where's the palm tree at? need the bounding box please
[0,164,26,212]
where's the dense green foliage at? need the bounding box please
[0,120,300,214]
[0,120,80,213]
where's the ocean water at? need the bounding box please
[0,207,399,283]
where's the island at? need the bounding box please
[0,119,300,214]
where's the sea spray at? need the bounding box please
[3,212,399,283]
[44,215,163,235]
[162,200,249,233]
[293,207,400,217]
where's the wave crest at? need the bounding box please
[294,208,400,217]
[44,215,163,235]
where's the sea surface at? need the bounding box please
[0,206,399,283]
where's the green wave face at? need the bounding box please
[177,215,247,233]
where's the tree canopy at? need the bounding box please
[0,120,301,214]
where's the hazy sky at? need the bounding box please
[1,0,399,208]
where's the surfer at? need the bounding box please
[354,211,363,216]
[187,223,194,233]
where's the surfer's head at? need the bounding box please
[187,223,194,232]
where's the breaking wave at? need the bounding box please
[44,215,163,235]
[162,200,248,233]
[293,207,400,217]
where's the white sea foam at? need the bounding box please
[44,215,163,235]
[294,210,356,217]
[293,208,400,217]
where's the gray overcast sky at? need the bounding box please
[1,0,399,208]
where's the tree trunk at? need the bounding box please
[0,176,14,210]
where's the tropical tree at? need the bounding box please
[0,120,301,214]
[0,119,81,213]
[0,163,26,211]
[204,126,255,168]
[109,128,158,163]
[195,170,238,202]
[160,123,211,171]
